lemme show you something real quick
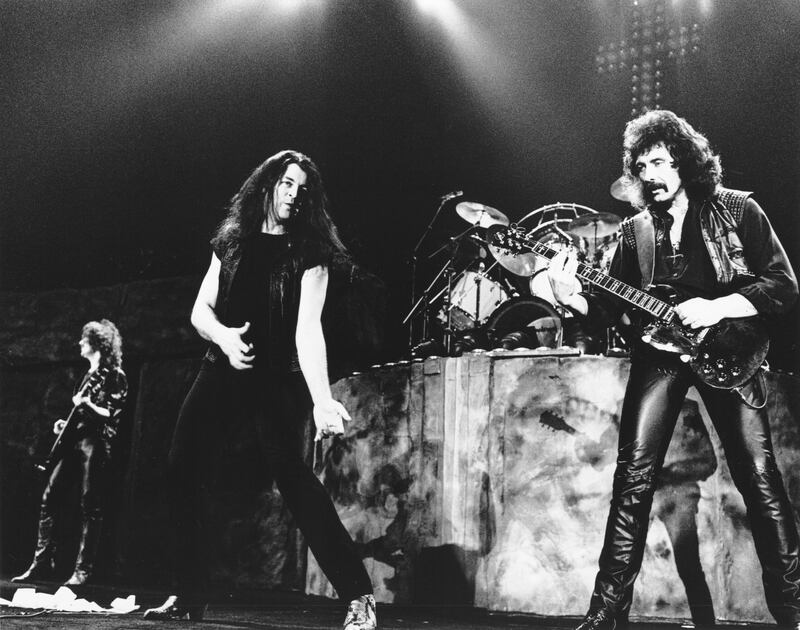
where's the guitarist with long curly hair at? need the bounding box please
[547,110,800,630]
[12,319,127,587]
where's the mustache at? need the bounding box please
[644,182,668,195]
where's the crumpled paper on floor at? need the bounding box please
[8,587,139,613]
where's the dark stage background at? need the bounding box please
[2,0,799,366]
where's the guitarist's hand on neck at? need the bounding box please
[547,249,588,315]
[674,293,759,329]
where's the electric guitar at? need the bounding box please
[36,367,109,475]
[488,225,768,389]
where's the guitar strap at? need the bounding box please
[621,211,656,290]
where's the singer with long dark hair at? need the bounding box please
[143,150,376,630]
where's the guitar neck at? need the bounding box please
[522,235,675,322]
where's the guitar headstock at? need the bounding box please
[487,224,526,253]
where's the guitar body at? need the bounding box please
[642,317,769,389]
[486,227,769,391]
[641,284,769,389]
[37,408,80,475]
[36,367,108,475]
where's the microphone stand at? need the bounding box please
[407,193,462,347]
[402,256,453,328]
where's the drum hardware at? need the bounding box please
[605,326,630,357]
[436,263,507,333]
[516,202,597,237]
[474,261,484,323]
[407,200,614,358]
[410,338,447,360]
[407,191,466,349]
[426,224,481,260]
[566,212,622,240]
[567,212,621,274]
[403,250,456,350]
[406,199,515,357]
[484,296,563,350]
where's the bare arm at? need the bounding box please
[673,293,757,329]
[295,265,351,440]
[191,253,254,370]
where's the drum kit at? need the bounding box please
[406,194,626,358]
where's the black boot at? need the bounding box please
[11,515,55,583]
[143,596,207,621]
[576,608,620,630]
[65,515,102,586]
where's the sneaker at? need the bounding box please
[343,594,377,630]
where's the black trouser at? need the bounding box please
[167,359,372,602]
[36,432,108,574]
[589,350,800,625]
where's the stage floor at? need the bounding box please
[0,579,777,630]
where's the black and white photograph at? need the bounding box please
[2,2,799,629]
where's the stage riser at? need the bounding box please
[307,355,800,623]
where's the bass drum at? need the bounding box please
[438,270,508,331]
[485,296,562,350]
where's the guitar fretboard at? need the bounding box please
[504,229,676,322]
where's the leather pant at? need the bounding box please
[588,349,800,625]
[35,433,108,575]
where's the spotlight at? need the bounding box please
[415,0,459,22]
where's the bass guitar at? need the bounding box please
[36,367,109,475]
[488,224,768,389]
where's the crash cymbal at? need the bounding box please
[456,201,509,228]
[610,176,630,202]
[485,224,538,277]
[567,212,621,239]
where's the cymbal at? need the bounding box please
[485,225,538,277]
[610,176,630,202]
[456,202,509,228]
[567,212,621,239]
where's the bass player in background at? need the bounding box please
[12,319,128,587]
[546,110,800,630]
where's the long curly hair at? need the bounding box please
[82,319,123,369]
[211,150,347,265]
[622,110,722,209]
